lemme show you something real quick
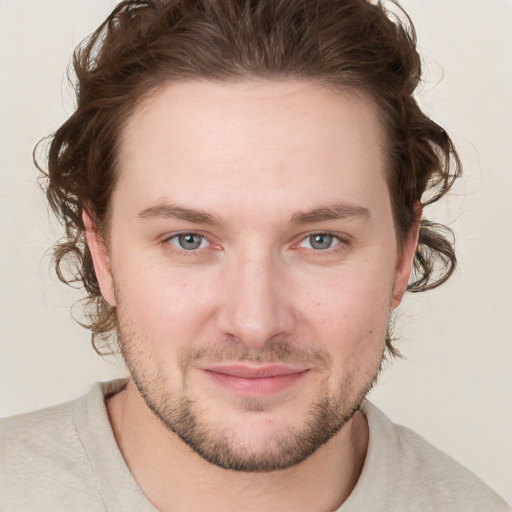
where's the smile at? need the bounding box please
[201,365,310,397]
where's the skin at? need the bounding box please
[85,80,419,511]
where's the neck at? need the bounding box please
[107,379,368,512]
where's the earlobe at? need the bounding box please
[391,205,422,310]
[82,209,116,307]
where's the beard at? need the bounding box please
[115,304,385,473]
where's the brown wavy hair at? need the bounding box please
[40,0,461,356]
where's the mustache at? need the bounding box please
[181,339,332,368]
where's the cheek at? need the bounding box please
[294,263,395,352]
[112,254,220,344]
[298,270,393,391]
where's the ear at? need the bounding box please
[391,204,422,309]
[83,209,117,307]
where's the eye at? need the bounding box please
[168,232,210,251]
[299,233,341,251]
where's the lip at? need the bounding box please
[201,364,310,397]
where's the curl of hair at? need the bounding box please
[39,0,462,356]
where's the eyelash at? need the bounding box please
[163,232,215,257]
[295,232,348,252]
[163,231,349,256]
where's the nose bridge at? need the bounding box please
[217,245,293,348]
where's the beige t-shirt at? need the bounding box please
[0,379,509,511]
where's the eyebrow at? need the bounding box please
[136,201,370,226]
[136,203,221,226]
[290,202,371,225]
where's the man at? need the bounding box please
[0,0,509,510]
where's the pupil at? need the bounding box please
[179,233,201,250]
[311,234,332,250]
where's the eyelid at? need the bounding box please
[163,230,219,252]
[160,230,350,253]
[293,231,351,251]
[170,233,210,250]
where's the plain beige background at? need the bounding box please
[0,0,511,504]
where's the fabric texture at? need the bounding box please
[0,379,509,511]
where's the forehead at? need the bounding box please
[115,80,389,220]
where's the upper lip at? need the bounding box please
[201,364,310,379]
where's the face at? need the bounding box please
[88,80,417,471]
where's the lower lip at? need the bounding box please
[203,370,309,397]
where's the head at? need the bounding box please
[42,0,461,471]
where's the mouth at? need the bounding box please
[200,364,310,397]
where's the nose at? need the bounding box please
[216,249,296,349]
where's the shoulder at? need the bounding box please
[390,421,508,509]
[0,397,84,472]
[353,401,510,511]
[1,394,76,439]
[0,387,107,511]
